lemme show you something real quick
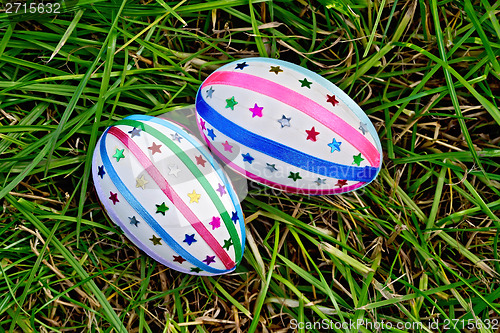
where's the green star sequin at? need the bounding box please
[113,148,125,162]
[299,78,312,88]
[190,267,202,273]
[156,202,169,215]
[225,96,238,110]
[222,238,233,251]
[288,172,302,181]
[353,153,364,166]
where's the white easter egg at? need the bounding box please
[195,57,383,195]
[92,115,245,275]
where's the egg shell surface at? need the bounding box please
[195,57,383,195]
[92,115,245,276]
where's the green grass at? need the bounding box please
[1,0,499,332]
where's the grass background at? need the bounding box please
[0,0,499,332]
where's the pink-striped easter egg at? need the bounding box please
[195,57,383,195]
[92,115,245,275]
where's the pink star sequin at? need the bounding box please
[221,141,233,153]
[216,183,226,196]
[209,216,221,230]
[249,103,263,118]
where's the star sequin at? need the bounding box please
[150,235,162,246]
[216,183,226,196]
[148,142,162,155]
[299,78,312,88]
[288,172,302,181]
[109,191,119,205]
[266,163,278,172]
[136,175,148,189]
[171,133,183,143]
[190,267,202,273]
[168,164,181,177]
[221,141,233,153]
[225,96,238,110]
[359,122,368,135]
[203,255,216,265]
[222,238,233,250]
[200,118,206,130]
[277,115,291,128]
[249,103,263,118]
[184,234,197,246]
[269,65,283,74]
[235,62,248,70]
[207,128,216,141]
[231,211,239,224]
[314,178,326,186]
[129,216,140,227]
[326,94,339,106]
[195,155,207,167]
[305,126,320,141]
[128,127,142,138]
[336,179,348,188]
[156,202,169,215]
[97,165,106,179]
[113,149,125,162]
[328,138,342,153]
[353,153,364,166]
[173,255,186,264]
[206,86,214,98]
[188,190,201,203]
[209,216,221,230]
[242,153,254,164]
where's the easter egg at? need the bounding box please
[92,115,245,276]
[195,57,383,195]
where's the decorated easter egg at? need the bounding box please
[195,57,383,195]
[92,115,245,276]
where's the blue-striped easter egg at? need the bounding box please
[195,57,383,195]
[92,115,245,276]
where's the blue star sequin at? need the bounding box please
[206,86,214,98]
[265,163,278,172]
[235,62,248,70]
[128,127,142,138]
[183,234,197,246]
[242,153,254,164]
[129,216,140,227]
[97,165,106,179]
[359,122,368,135]
[171,133,183,143]
[231,211,239,224]
[327,138,342,153]
[314,178,326,186]
[207,128,216,141]
[277,115,291,128]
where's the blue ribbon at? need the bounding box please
[196,97,379,182]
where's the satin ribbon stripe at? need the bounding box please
[114,117,243,263]
[197,121,366,194]
[135,116,246,260]
[196,98,378,182]
[201,70,380,167]
[108,126,235,270]
[100,131,228,274]
[122,116,245,259]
